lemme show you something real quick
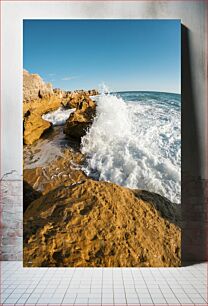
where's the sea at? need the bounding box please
[25,90,181,204]
[81,91,181,204]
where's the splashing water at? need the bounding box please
[99,82,110,95]
[42,107,75,126]
[81,90,181,203]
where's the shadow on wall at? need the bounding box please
[181,25,207,265]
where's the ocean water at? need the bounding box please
[81,91,181,204]
[42,107,75,125]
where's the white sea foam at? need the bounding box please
[42,107,75,126]
[81,91,181,203]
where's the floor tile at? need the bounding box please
[0,261,207,306]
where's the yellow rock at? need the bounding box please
[64,96,96,139]
[24,179,181,267]
[23,96,62,144]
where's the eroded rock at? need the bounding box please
[63,96,96,139]
[24,113,52,145]
[23,69,53,102]
[24,179,181,267]
[23,70,98,144]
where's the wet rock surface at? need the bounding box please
[63,95,96,139]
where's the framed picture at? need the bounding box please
[1,0,207,268]
[23,19,181,267]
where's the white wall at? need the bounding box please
[1,1,207,180]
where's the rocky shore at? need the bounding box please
[23,70,181,267]
[23,69,98,144]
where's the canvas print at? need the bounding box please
[23,20,181,267]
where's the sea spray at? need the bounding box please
[81,90,181,204]
[42,107,75,126]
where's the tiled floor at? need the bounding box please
[0,261,207,305]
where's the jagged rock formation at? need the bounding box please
[23,95,62,145]
[63,94,96,139]
[24,112,52,145]
[23,179,181,267]
[23,70,98,144]
[23,70,63,144]
[23,69,53,102]
[61,91,98,109]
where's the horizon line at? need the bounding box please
[113,90,181,95]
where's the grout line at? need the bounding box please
[0,262,207,306]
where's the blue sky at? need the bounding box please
[23,20,181,93]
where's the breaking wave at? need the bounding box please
[81,90,181,203]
